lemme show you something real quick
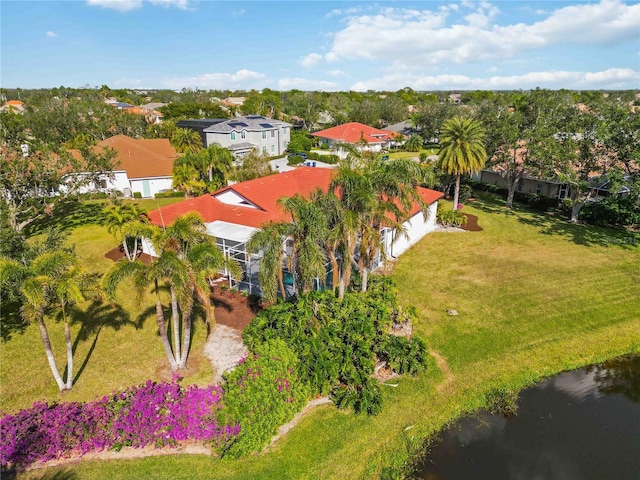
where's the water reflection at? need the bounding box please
[418,355,640,480]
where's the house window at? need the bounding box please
[536,183,542,195]
[283,127,288,133]
[558,184,569,200]
[241,130,246,139]
[230,132,236,141]
[517,180,523,192]
[271,130,275,138]
[263,146,267,153]
[271,145,275,153]
[262,131,267,139]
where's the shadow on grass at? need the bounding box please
[1,467,79,480]
[517,215,639,249]
[25,198,107,237]
[64,300,140,386]
[0,301,29,342]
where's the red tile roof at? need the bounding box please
[69,135,178,179]
[312,122,399,144]
[147,166,444,230]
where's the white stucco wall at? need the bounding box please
[130,177,173,198]
[387,201,439,257]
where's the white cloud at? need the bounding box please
[322,1,639,67]
[87,0,190,11]
[46,31,57,38]
[327,70,347,77]
[277,77,339,91]
[148,0,190,9]
[350,68,640,91]
[86,0,143,11]
[232,8,246,17]
[301,53,323,68]
[162,69,267,89]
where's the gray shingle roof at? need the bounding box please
[203,115,291,133]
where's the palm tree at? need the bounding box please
[173,160,206,198]
[247,221,289,304]
[199,144,233,191]
[103,204,144,261]
[276,194,328,295]
[0,252,98,391]
[103,213,239,370]
[404,134,424,152]
[331,156,432,292]
[438,117,486,210]
[171,128,203,154]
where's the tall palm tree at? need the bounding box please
[0,252,97,391]
[103,213,239,370]
[276,194,328,295]
[331,157,431,292]
[171,128,203,154]
[246,221,289,304]
[438,117,487,210]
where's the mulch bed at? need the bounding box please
[105,247,260,331]
[462,213,483,232]
[211,290,262,331]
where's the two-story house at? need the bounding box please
[203,115,291,158]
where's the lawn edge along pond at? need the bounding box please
[7,196,640,480]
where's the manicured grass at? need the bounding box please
[8,195,640,479]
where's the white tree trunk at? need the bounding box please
[38,318,66,391]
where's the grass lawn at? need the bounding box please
[6,194,640,479]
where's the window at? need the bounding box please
[283,127,288,133]
[262,131,267,139]
[271,145,275,153]
[95,179,107,189]
[271,130,275,138]
[241,130,246,139]
[230,132,236,141]
[536,183,542,195]
[263,146,267,153]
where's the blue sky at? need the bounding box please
[2,0,639,91]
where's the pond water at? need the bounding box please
[417,355,640,480]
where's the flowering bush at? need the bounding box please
[218,340,310,458]
[0,380,239,470]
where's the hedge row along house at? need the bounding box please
[144,166,443,298]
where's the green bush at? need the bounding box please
[580,197,640,228]
[243,277,428,415]
[523,193,559,212]
[133,191,142,199]
[218,340,310,458]
[287,154,306,165]
[458,184,474,203]
[377,335,429,375]
[436,204,467,227]
[154,190,184,199]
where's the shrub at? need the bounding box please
[458,184,474,203]
[437,204,467,227]
[580,197,640,228]
[154,190,184,199]
[377,335,429,376]
[218,340,309,457]
[287,154,305,165]
[243,277,428,415]
[133,191,142,199]
[485,387,519,417]
[523,193,559,212]
[0,380,237,470]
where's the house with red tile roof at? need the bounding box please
[69,135,178,198]
[0,100,26,114]
[312,122,402,157]
[145,166,443,295]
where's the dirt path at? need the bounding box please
[267,397,333,449]
[430,350,454,393]
[204,324,248,385]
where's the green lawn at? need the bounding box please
[6,194,640,479]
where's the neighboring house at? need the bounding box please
[203,115,292,158]
[69,135,178,198]
[220,97,246,108]
[0,100,26,114]
[385,120,415,137]
[311,122,400,157]
[473,170,566,198]
[176,119,227,147]
[123,106,164,124]
[145,166,443,296]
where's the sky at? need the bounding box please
[1,0,639,91]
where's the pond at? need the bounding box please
[417,354,640,480]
